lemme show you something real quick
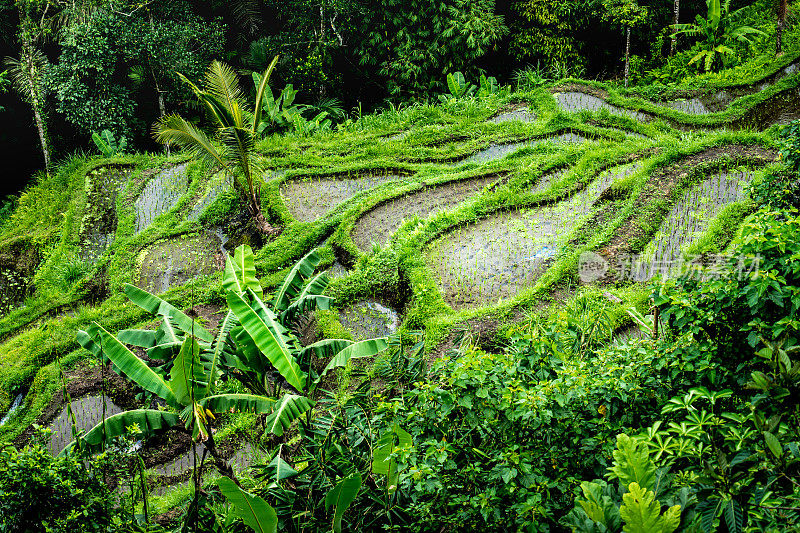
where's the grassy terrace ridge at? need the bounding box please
[0,44,793,516]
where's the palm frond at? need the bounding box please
[205,60,250,127]
[3,48,48,102]
[153,114,227,170]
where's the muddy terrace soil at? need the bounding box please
[281,173,403,222]
[427,163,640,310]
[599,144,776,263]
[633,170,754,280]
[554,90,651,122]
[137,232,224,294]
[338,300,401,341]
[456,132,590,166]
[352,174,502,252]
[135,163,191,234]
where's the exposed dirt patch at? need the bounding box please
[597,144,776,266]
[280,171,406,222]
[352,173,504,252]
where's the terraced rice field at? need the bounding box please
[281,173,402,221]
[135,163,191,234]
[426,164,641,309]
[352,174,501,252]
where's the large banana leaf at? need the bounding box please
[372,424,412,495]
[227,291,306,391]
[61,409,180,456]
[252,55,280,132]
[91,324,178,407]
[317,338,389,384]
[123,284,213,342]
[264,394,314,436]
[204,309,239,395]
[280,271,332,324]
[117,329,158,349]
[297,339,352,367]
[325,473,362,533]
[218,477,278,533]
[223,245,262,297]
[272,248,323,312]
[249,289,300,354]
[199,393,277,415]
[168,337,208,405]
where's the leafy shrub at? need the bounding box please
[0,440,115,532]
[514,63,551,92]
[376,325,679,530]
[749,120,800,210]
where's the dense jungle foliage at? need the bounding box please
[0,0,799,532]
[0,0,792,191]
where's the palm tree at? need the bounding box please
[671,0,680,56]
[4,47,51,174]
[776,0,788,56]
[153,58,279,234]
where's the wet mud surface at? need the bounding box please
[352,174,501,252]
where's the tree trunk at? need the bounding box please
[671,0,680,56]
[777,0,787,56]
[624,26,631,88]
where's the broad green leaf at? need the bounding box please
[264,394,314,436]
[272,248,323,312]
[620,482,681,533]
[576,480,621,530]
[123,284,212,342]
[205,309,239,394]
[90,324,178,407]
[224,245,262,297]
[318,338,389,382]
[63,409,180,456]
[117,329,157,349]
[199,394,276,414]
[372,424,412,494]
[252,55,280,132]
[298,339,353,367]
[269,449,299,481]
[764,431,783,458]
[325,473,362,533]
[608,434,657,491]
[168,337,208,405]
[280,272,332,324]
[218,477,277,533]
[227,291,306,391]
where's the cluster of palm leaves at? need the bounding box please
[672,0,764,72]
[153,58,281,234]
[67,245,388,484]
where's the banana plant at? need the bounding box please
[222,245,389,435]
